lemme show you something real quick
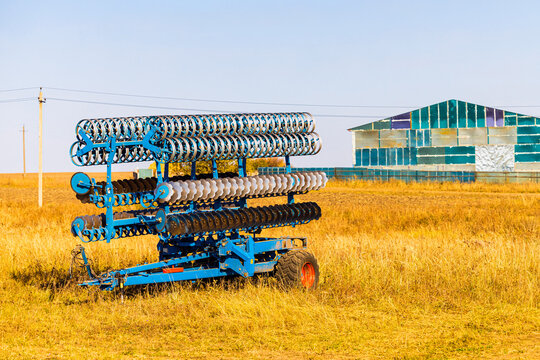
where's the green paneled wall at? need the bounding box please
[351,100,540,169]
[476,105,485,127]
[439,101,449,128]
[467,102,476,127]
[355,146,477,167]
[448,100,457,128]
[429,104,438,128]
[420,107,429,129]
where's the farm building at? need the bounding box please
[349,99,540,172]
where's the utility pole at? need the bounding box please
[38,88,45,207]
[20,125,26,177]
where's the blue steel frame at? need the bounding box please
[71,125,309,291]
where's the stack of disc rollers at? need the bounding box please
[70,111,325,241]
[71,112,321,166]
[156,172,327,204]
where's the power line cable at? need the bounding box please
[46,97,386,118]
[45,86,418,109]
[0,97,35,103]
[47,97,237,113]
[315,113,384,118]
[5,85,540,111]
[0,87,37,93]
[495,105,540,108]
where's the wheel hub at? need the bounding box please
[301,262,316,288]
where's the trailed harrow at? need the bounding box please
[70,112,326,291]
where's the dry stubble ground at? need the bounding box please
[0,173,538,359]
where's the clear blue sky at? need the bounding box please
[1,0,539,173]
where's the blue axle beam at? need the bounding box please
[79,236,305,291]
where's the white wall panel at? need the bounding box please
[475,145,514,172]
[354,130,379,149]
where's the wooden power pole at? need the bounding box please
[38,88,45,207]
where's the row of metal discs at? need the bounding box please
[160,132,322,163]
[76,112,315,142]
[157,172,328,204]
[151,112,315,140]
[165,202,321,236]
[75,172,239,203]
[71,202,321,237]
[71,209,157,234]
[70,143,154,166]
[71,132,321,166]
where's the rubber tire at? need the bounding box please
[275,250,319,290]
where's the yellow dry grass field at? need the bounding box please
[0,173,539,359]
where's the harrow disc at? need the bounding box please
[70,172,92,195]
